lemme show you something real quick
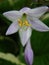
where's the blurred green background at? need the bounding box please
[0,0,49,65]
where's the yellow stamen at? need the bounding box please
[18,19,31,27]
[18,19,23,27]
[24,20,31,26]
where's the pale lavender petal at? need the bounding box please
[20,7,30,12]
[3,11,22,22]
[29,17,49,32]
[24,39,34,65]
[28,6,48,18]
[19,27,32,46]
[6,21,19,35]
[20,7,30,14]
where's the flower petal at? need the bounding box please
[29,18,49,32]
[6,21,19,35]
[3,11,22,22]
[24,39,34,65]
[20,7,30,12]
[28,6,48,18]
[19,27,32,46]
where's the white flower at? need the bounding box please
[3,6,49,65]
[3,6,49,46]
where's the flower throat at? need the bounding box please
[18,13,30,27]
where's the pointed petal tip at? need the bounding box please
[44,6,48,8]
[5,31,10,35]
[3,11,10,17]
[3,12,7,16]
[39,6,48,10]
[5,29,15,35]
[38,25,49,32]
[45,6,48,10]
[5,28,14,35]
[5,32,8,35]
[3,12,9,18]
[42,6,48,11]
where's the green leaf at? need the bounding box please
[0,0,26,13]
[0,36,19,55]
[0,52,25,65]
[0,58,16,65]
[33,54,49,65]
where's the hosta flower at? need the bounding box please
[3,6,49,46]
[24,39,33,65]
[3,6,49,65]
